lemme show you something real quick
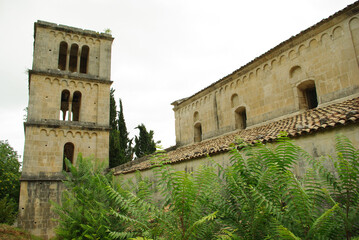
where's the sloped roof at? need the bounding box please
[114,96,359,175]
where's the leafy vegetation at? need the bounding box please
[54,134,359,239]
[134,124,158,159]
[0,140,21,225]
[109,88,133,167]
[0,196,18,225]
[0,224,43,240]
[0,140,21,201]
[52,154,124,239]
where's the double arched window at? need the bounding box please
[58,42,90,73]
[58,42,68,70]
[60,90,82,121]
[69,44,79,72]
[80,45,89,74]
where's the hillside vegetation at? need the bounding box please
[0,224,43,240]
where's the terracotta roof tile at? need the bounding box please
[114,97,359,175]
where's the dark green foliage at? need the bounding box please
[106,161,221,240]
[110,129,123,167]
[118,100,134,163]
[217,134,359,239]
[133,124,157,159]
[310,135,359,239]
[0,140,21,202]
[109,88,133,168]
[110,88,117,130]
[53,134,359,239]
[0,196,18,225]
[0,140,20,225]
[52,154,124,239]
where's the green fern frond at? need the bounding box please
[108,231,135,239]
[306,203,340,239]
[184,211,218,239]
[276,225,301,240]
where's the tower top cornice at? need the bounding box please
[35,20,114,41]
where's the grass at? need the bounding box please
[0,224,43,240]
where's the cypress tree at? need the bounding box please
[134,124,157,159]
[109,88,117,130]
[118,99,133,162]
[109,89,132,168]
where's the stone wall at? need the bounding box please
[17,180,65,240]
[27,73,111,125]
[172,6,359,146]
[22,126,109,174]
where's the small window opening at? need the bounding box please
[58,42,67,70]
[69,44,79,72]
[80,45,89,73]
[304,88,318,109]
[71,91,82,121]
[60,90,70,120]
[63,142,74,172]
[297,80,318,110]
[235,107,247,130]
[194,122,202,143]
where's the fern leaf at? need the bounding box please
[306,203,339,239]
[276,225,301,240]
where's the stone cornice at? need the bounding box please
[24,120,111,131]
[29,69,113,84]
[21,172,65,181]
[35,20,114,41]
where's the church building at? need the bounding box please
[113,2,359,179]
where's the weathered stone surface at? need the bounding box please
[172,2,359,147]
[19,21,113,239]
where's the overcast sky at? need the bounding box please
[0,0,356,162]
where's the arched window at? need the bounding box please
[63,142,74,172]
[58,42,68,70]
[80,45,89,74]
[60,90,70,120]
[235,106,247,130]
[297,80,318,110]
[194,122,202,143]
[71,91,82,121]
[69,44,79,72]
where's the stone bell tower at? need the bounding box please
[18,21,113,239]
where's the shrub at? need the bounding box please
[52,154,123,240]
[0,196,18,225]
[53,134,359,239]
